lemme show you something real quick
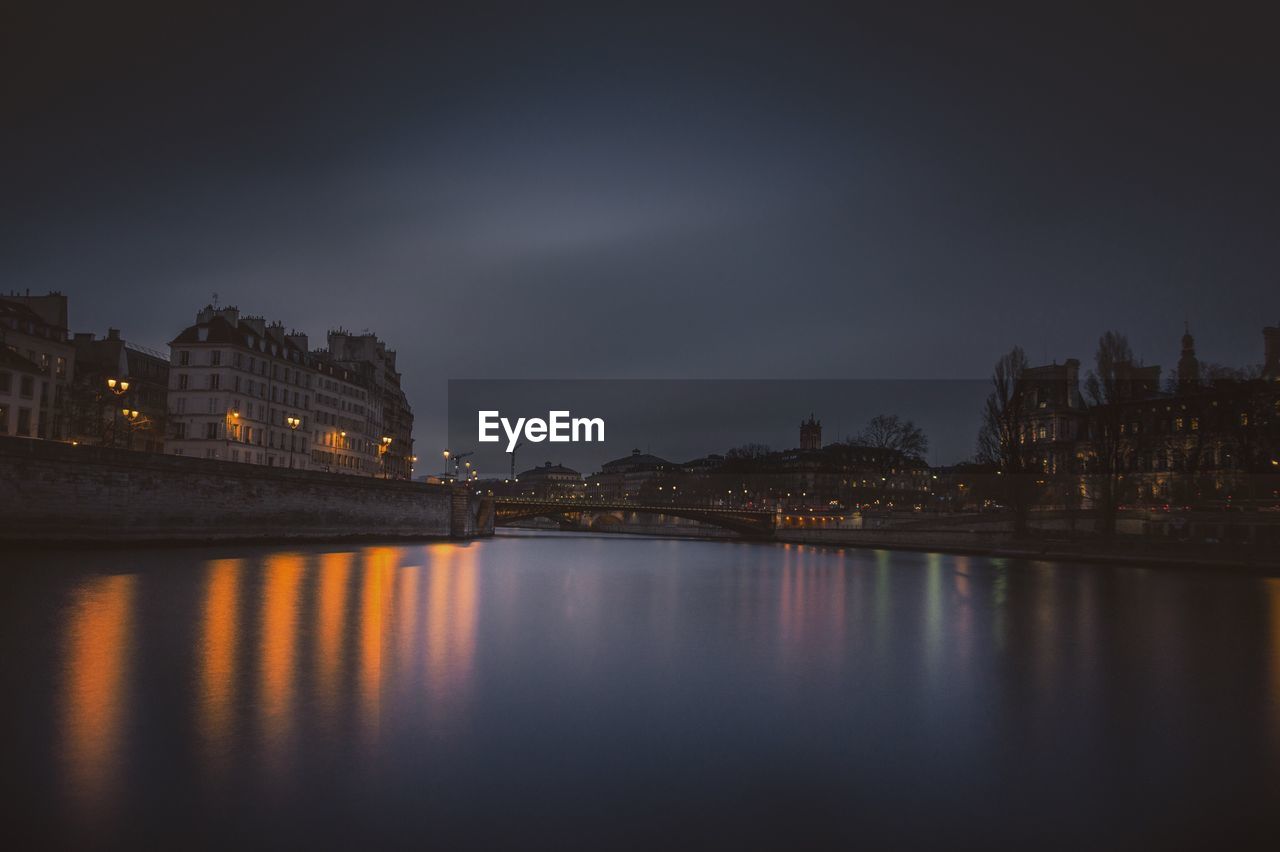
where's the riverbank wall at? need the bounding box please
[0,436,494,545]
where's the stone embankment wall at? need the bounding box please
[0,436,493,544]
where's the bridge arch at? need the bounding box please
[492,498,776,538]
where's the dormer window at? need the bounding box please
[197,327,209,342]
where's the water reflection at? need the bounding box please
[1270,580,1280,751]
[424,544,479,729]
[199,559,241,776]
[259,553,305,776]
[25,537,1280,848]
[61,573,136,814]
[358,547,394,747]
[314,550,353,734]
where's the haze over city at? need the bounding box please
[6,4,1278,457]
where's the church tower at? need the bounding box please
[1177,322,1200,390]
[800,413,822,450]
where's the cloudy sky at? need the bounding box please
[4,2,1277,462]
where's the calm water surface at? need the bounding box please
[2,532,1279,849]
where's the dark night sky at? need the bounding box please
[4,2,1278,463]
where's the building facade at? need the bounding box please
[0,292,75,440]
[1013,326,1280,508]
[512,461,585,498]
[0,347,44,437]
[308,347,380,475]
[70,328,170,453]
[165,306,416,478]
[325,330,415,479]
[167,306,316,468]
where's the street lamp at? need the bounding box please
[380,435,392,479]
[225,408,240,460]
[286,415,301,469]
[442,449,450,477]
[106,377,130,448]
[120,408,141,451]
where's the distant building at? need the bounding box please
[587,449,678,500]
[1177,323,1201,390]
[70,328,170,453]
[799,413,822,450]
[0,292,75,440]
[514,461,583,497]
[1020,358,1087,477]
[1015,325,1280,508]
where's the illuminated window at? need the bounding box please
[1174,416,1184,431]
[1190,418,1199,431]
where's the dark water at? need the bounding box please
[2,532,1279,850]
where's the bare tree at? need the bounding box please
[855,414,929,461]
[976,346,1036,535]
[1083,331,1139,537]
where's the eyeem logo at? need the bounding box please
[479,410,605,452]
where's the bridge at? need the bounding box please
[492,497,777,537]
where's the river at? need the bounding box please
[3,532,1279,849]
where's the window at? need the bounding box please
[206,422,218,439]
[209,374,220,390]
[0,405,7,433]
[177,398,186,414]
[211,350,222,366]
[1191,418,1199,431]
[0,371,9,393]
[233,352,242,369]
[1240,412,1249,426]
[20,375,34,398]
[55,356,67,380]
[17,407,32,436]
[1174,416,1184,431]
[178,374,189,390]
[179,351,190,366]
[174,422,187,439]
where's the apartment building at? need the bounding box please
[167,306,315,468]
[0,292,75,440]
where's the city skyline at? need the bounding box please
[6,289,1277,469]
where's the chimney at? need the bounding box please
[107,328,120,341]
[1264,326,1280,379]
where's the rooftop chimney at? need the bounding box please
[1264,325,1280,379]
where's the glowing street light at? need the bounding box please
[379,435,393,479]
[286,416,302,468]
[105,377,132,448]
